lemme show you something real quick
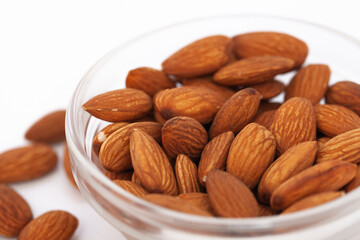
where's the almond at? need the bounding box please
[282,191,344,214]
[131,172,142,186]
[316,128,360,164]
[285,64,330,104]
[182,77,235,101]
[249,79,285,100]
[258,141,317,203]
[18,210,78,240]
[99,122,161,172]
[92,122,129,155]
[227,123,276,189]
[209,88,261,139]
[198,131,234,186]
[82,88,152,122]
[104,170,133,181]
[252,109,277,129]
[315,104,360,137]
[325,81,360,115]
[175,154,202,194]
[0,184,32,237]
[162,35,233,78]
[25,110,66,143]
[345,165,360,192]
[0,144,57,183]
[270,97,317,154]
[270,160,356,210]
[259,204,278,217]
[213,56,295,86]
[130,129,178,195]
[63,143,77,187]
[317,137,331,149]
[206,169,259,217]
[177,193,213,214]
[154,86,224,124]
[125,67,175,97]
[233,32,308,68]
[153,108,167,126]
[144,194,212,216]
[113,180,148,197]
[162,116,208,160]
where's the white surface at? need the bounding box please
[0,1,360,239]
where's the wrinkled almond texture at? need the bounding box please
[282,191,344,214]
[0,144,57,183]
[177,193,213,214]
[270,160,356,210]
[209,88,261,139]
[227,123,276,189]
[317,137,331,149]
[315,104,360,137]
[233,31,308,68]
[213,56,295,86]
[316,128,360,164]
[25,110,66,143]
[154,86,224,124]
[249,80,285,100]
[285,64,331,104]
[270,97,317,154]
[162,35,233,78]
[258,141,317,203]
[18,211,78,240]
[325,81,360,115]
[113,180,148,197]
[162,116,208,160]
[0,185,33,237]
[126,67,175,97]
[130,129,178,195]
[82,88,152,122]
[198,131,234,186]
[206,169,259,218]
[99,122,161,172]
[345,165,360,192]
[175,155,202,194]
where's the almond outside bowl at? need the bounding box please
[65,15,360,240]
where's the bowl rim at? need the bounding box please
[65,13,360,230]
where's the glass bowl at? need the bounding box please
[65,15,360,240]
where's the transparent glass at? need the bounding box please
[65,15,360,240]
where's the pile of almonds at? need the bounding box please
[0,110,78,239]
[83,32,360,218]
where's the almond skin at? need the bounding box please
[92,122,129,156]
[213,56,295,86]
[227,123,276,189]
[131,172,142,186]
[315,104,360,137]
[258,141,317,204]
[154,86,224,124]
[249,79,285,100]
[209,88,261,139]
[252,109,277,129]
[206,169,259,218]
[113,180,148,197]
[345,165,360,192]
[259,204,278,217]
[0,144,57,183]
[63,143,77,187]
[182,78,235,101]
[317,137,331,149]
[126,67,175,97]
[285,64,331,104]
[325,81,360,115]
[270,97,317,154]
[282,191,344,214]
[175,154,202,194]
[162,35,233,78]
[177,193,213,214]
[162,116,208,160]
[144,194,212,216]
[316,128,360,164]
[104,170,133,181]
[0,184,33,237]
[25,110,66,143]
[18,210,78,240]
[82,88,153,122]
[198,131,234,186]
[233,31,308,68]
[99,122,161,172]
[270,160,356,210]
[130,129,178,195]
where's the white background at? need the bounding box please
[1,1,360,239]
